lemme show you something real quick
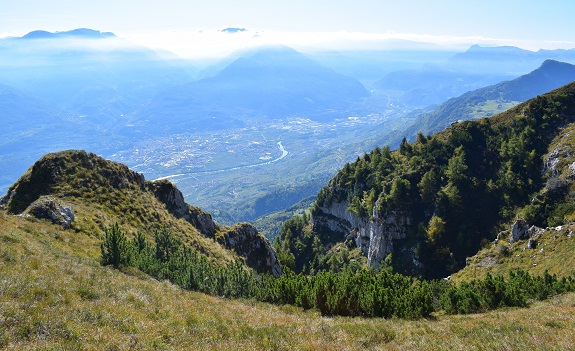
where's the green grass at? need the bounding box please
[468,100,520,120]
[453,224,575,283]
[2,211,575,350]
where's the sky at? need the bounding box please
[2,0,575,58]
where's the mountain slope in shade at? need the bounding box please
[0,83,65,128]
[137,45,369,132]
[400,60,575,142]
[0,82,84,191]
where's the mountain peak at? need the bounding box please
[220,27,247,34]
[2,150,144,214]
[540,59,567,68]
[20,28,116,40]
[464,44,530,54]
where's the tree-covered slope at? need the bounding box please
[276,81,575,279]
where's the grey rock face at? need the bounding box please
[312,199,409,268]
[150,180,217,237]
[510,219,530,243]
[218,223,283,277]
[26,197,74,229]
[0,191,11,210]
[510,220,544,244]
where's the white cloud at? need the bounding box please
[124,29,575,59]
[5,29,574,60]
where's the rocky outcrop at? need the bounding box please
[25,196,74,229]
[149,180,282,275]
[217,223,283,277]
[510,219,544,244]
[0,190,14,210]
[510,219,530,243]
[312,199,410,267]
[150,180,217,237]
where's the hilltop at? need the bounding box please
[0,150,281,276]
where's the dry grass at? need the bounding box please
[454,223,575,283]
[2,212,575,350]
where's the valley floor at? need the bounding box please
[1,214,575,350]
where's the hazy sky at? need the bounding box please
[2,0,575,57]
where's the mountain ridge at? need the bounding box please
[18,28,116,40]
[1,150,282,277]
[399,59,575,143]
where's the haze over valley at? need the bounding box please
[5,2,575,349]
[4,27,575,235]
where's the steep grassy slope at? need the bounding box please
[2,213,575,350]
[0,150,280,275]
[453,222,575,283]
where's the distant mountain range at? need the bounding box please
[136,45,369,132]
[399,60,575,142]
[0,29,194,124]
[16,28,116,39]
[376,45,575,106]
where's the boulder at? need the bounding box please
[26,197,74,229]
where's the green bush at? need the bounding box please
[100,223,131,268]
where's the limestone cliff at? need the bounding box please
[312,198,410,267]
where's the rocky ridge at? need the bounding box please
[217,223,283,277]
[1,150,281,276]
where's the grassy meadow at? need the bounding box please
[1,212,575,350]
